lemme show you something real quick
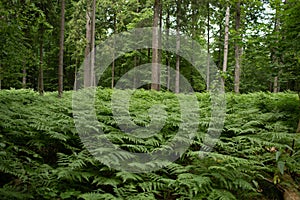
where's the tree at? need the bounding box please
[175,0,181,94]
[234,0,242,93]
[151,0,160,91]
[84,0,96,87]
[58,0,65,98]
[222,5,230,85]
[206,1,210,91]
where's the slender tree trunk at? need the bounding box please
[222,6,230,80]
[206,2,210,91]
[165,9,170,91]
[273,76,279,93]
[190,4,197,88]
[22,66,26,89]
[234,1,241,93]
[84,2,92,88]
[90,0,96,87]
[272,3,280,93]
[151,0,160,91]
[38,26,44,96]
[158,0,162,65]
[112,13,116,89]
[175,0,181,94]
[58,0,65,98]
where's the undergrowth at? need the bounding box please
[0,88,299,199]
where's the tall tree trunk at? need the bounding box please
[175,0,181,94]
[234,0,241,93]
[165,9,170,91]
[58,0,65,98]
[151,0,160,91]
[90,0,96,87]
[222,6,230,84]
[272,2,280,93]
[84,3,92,88]
[112,13,116,89]
[38,26,44,96]
[84,0,95,87]
[158,0,162,65]
[206,2,210,91]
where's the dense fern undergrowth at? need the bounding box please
[0,88,299,200]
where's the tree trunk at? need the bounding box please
[222,6,230,80]
[158,0,162,66]
[22,67,26,89]
[175,0,181,94]
[151,0,160,91]
[297,119,300,133]
[234,0,241,93]
[206,2,210,91]
[273,76,279,93]
[84,0,95,87]
[91,0,96,87]
[112,13,116,89]
[58,0,65,98]
[165,9,170,91]
[38,26,44,96]
[84,3,92,88]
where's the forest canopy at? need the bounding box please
[0,0,299,93]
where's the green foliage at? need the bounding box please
[0,89,299,199]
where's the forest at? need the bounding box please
[1,0,300,199]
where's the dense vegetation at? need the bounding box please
[1,0,300,199]
[0,89,299,199]
[1,0,299,93]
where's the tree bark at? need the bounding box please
[84,3,92,88]
[222,6,230,79]
[58,0,65,98]
[22,67,26,89]
[84,0,96,87]
[234,0,241,93]
[273,76,279,93]
[158,0,162,66]
[165,8,170,91]
[175,0,181,94]
[91,0,96,87]
[112,13,116,89]
[151,0,160,91]
[206,2,210,91]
